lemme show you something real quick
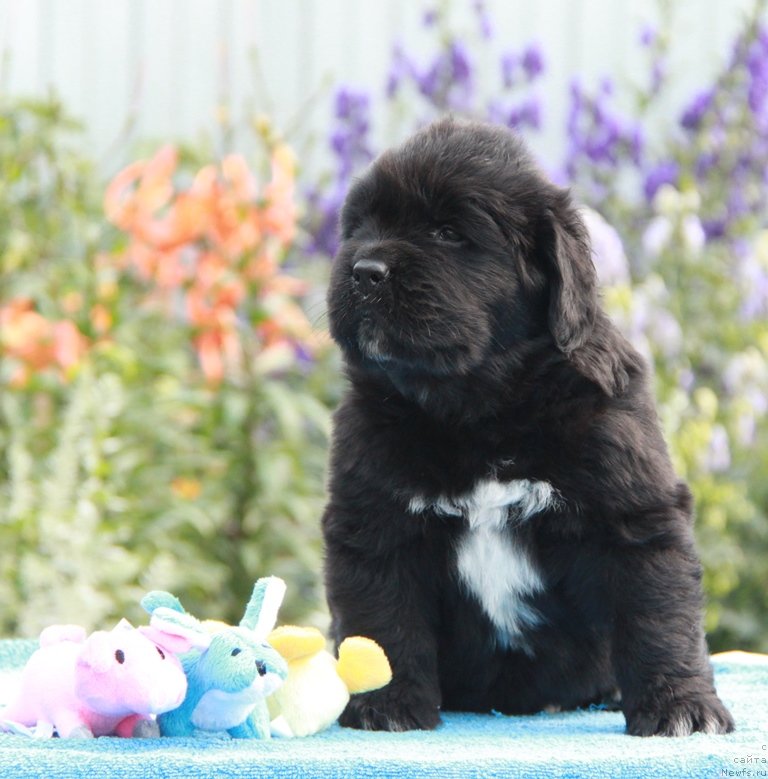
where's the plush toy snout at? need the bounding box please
[198,632,288,696]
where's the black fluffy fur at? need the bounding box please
[322,118,734,737]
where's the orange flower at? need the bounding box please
[103,141,311,384]
[194,327,241,384]
[245,247,278,282]
[105,145,207,252]
[260,143,297,245]
[90,304,112,335]
[221,154,257,201]
[171,477,202,500]
[136,144,177,212]
[195,331,225,384]
[52,321,88,370]
[103,160,146,230]
[0,299,89,384]
[1,299,53,369]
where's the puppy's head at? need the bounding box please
[327,118,617,401]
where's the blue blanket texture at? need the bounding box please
[0,639,765,779]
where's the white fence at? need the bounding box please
[0,0,759,173]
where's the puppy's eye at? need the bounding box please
[432,226,463,244]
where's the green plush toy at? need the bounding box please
[140,577,288,738]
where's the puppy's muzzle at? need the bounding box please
[352,258,389,297]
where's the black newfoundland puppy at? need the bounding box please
[322,118,734,737]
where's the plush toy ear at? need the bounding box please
[78,630,115,674]
[143,607,211,653]
[545,198,598,354]
[39,624,88,648]
[268,625,326,661]
[141,590,186,616]
[240,577,286,639]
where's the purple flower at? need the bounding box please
[303,184,346,258]
[521,44,544,80]
[330,88,372,180]
[413,39,474,111]
[650,58,666,95]
[680,88,714,130]
[335,88,368,121]
[702,218,726,241]
[629,125,645,165]
[416,61,441,101]
[449,40,472,87]
[423,8,438,27]
[639,24,657,47]
[506,98,542,130]
[585,132,617,165]
[581,207,630,286]
[599,77,614,96]
[500,52,518,89]
[473,0,493,40]
[738,251,768,320]
[704,425,731,473]
[564,78,644,178]
[304,86,374,258]
[695,150,720,178]
[649,310,683,358]
[386,43,410,98]
[746,34,768,121]
[643,160,679,201]
[728,187,749,221]
[679,369,696,392]
[566,80,583,130]
[642,216,673,257]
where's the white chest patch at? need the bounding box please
[408,478,558,526]
[409,478,559,648]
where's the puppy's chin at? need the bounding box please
[344,316,490,379]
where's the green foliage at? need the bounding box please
[0,96,335,635]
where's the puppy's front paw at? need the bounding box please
[339,687,441,732]
[626,692,734,737]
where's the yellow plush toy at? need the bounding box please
[266,626,392,737]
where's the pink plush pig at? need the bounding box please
[2,619,189,738]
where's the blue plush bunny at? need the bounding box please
[141,577,289,738]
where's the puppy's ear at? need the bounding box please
[545,199,635,396]
[545,201,597,353]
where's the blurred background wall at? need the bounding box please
[0,0,757,169]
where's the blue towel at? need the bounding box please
[0,639,765,778]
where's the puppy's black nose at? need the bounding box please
[352,259,389,295]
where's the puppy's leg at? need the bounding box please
[610,533,734,737]
[324,520,442,731]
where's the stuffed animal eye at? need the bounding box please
[231,648,242,656]
[156,647,166,660]
[115,649,125,664]
[432,225,462,243]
